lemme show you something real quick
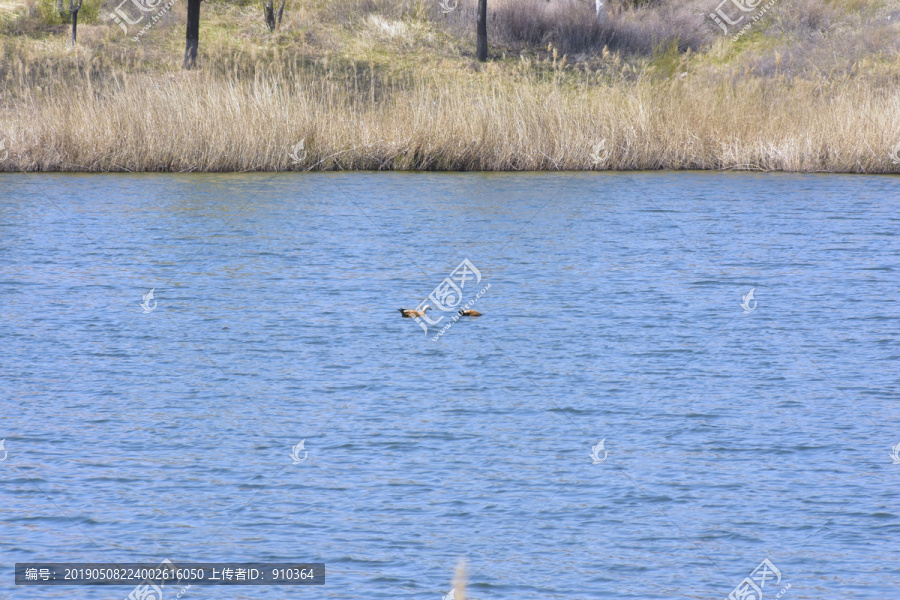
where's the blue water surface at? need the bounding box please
[1,172,898,599]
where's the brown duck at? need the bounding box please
[458,309,482,317]
[399,306,429,318]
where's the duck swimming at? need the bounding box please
[458,309,482,317]
[399,306,429,318]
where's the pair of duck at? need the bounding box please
[398,306,481,318]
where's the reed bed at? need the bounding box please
[3,62,898,172]
[1,0,899,172]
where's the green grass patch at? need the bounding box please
[36,0,100,25]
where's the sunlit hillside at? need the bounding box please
[1,0,899,171]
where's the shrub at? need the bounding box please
[490,0,707,55]
[36,0,101,25]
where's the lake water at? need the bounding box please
[1,172,899,600]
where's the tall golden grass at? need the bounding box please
[3,59,898,172]
[1,0,899,173]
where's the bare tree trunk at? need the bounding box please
[70,0,83,46]
[476,0,487,61]
[184,0,201,69]
[275,0,286,30]
[595,0,606,21]
[263,0,286,31]
[263,0,275,30]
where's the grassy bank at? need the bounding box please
[1,0,900,172]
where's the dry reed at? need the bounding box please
[1,0,899,172]
[2,61,898,172]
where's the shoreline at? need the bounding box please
[3,67,897,174]
[2,167,899,174]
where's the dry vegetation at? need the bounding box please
[1,0,899,172]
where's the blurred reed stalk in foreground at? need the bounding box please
[452,558,466,600]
